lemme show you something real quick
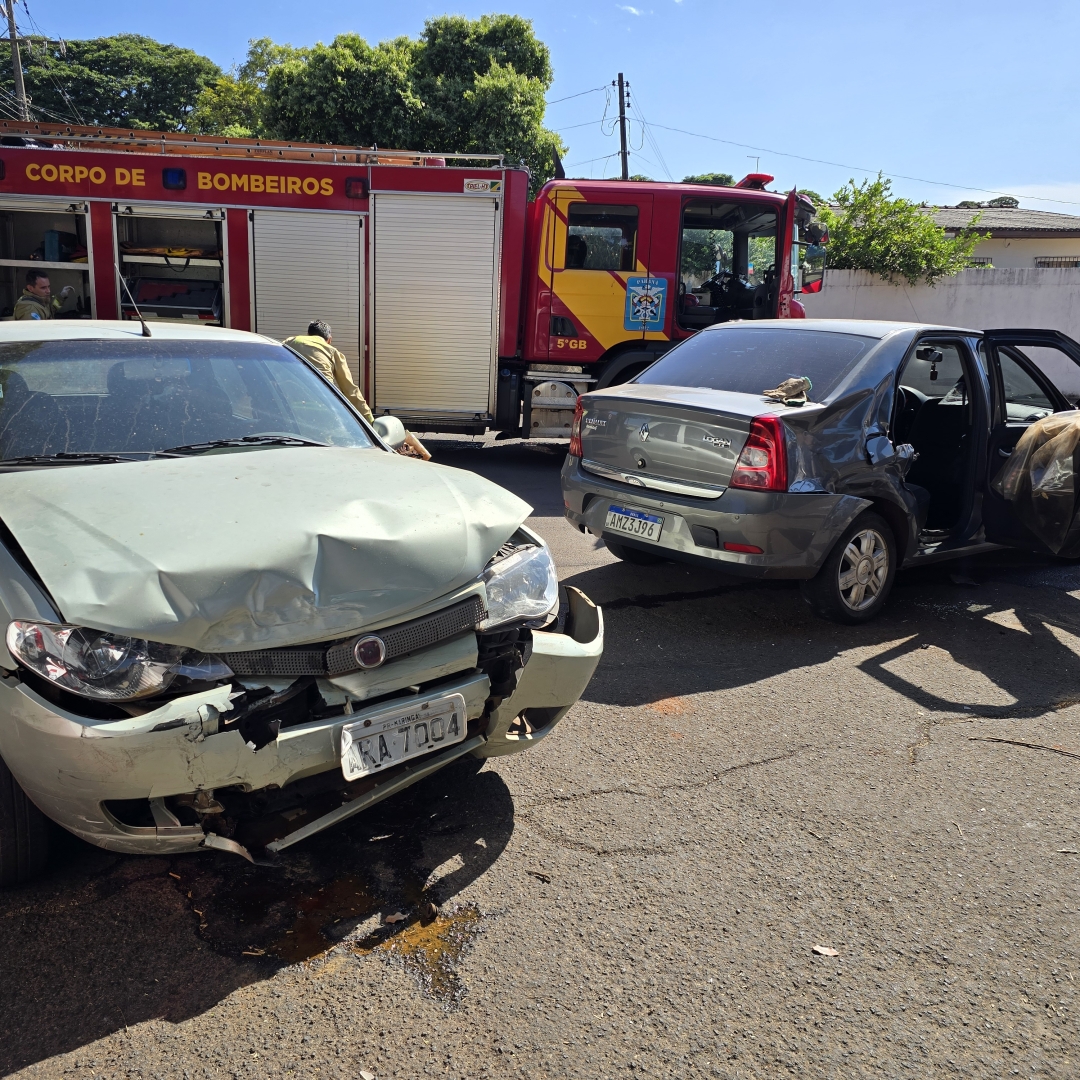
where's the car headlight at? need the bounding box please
[479,544,559,630]
[5,621,233,701]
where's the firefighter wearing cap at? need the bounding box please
[284,320,431,459]
[14,270,74,320]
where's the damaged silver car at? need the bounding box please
[563,320,1080,622]
[0,322,603,884]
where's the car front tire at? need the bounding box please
[801,512,897,624]
[0,754,50,887]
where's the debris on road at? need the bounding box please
[970,737,1080,760]
[359,1070,375,1080]
[953,822,964,839]
[526,869,552,884]
[812,945,839,957]
[383,912,408,925]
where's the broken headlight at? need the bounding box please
[479,544,559,630]
[5,621,233,701]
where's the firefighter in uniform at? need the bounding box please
[284,320,431,459]
[14,270,74,320]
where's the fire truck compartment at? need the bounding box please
[372,192,500,425]
[115,205,225,326]
[252,209,363,385]
[0,199,92,319]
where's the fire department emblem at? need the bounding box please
[624,276,668,331]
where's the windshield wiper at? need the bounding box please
[162,435,330,455]
[0,450,182,466]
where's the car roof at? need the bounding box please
[0,320,282,345]
[702,318,981,339]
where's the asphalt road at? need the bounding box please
[3,438,1078,1080]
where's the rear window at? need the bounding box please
[636,327,877,400]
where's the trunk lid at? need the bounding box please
[579,382,772,495]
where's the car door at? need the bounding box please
[981,329,1080,551]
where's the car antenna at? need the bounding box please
[114,261,152,337]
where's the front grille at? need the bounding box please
[219,595,486,678]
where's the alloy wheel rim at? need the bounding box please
[837,528,888,611]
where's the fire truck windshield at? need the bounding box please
[0,338,376,462]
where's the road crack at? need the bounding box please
[516,747,806,856]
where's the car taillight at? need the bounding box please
[729,415,787,492]
[569,396,584,457]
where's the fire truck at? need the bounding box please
[0,123,825,438]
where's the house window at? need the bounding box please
[967,256,993,267]
[1034,256,1080,268]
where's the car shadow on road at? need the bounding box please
[0,755,514,1075]
[564,547,1080,720]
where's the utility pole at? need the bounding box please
[616,72,629,181]
[2,3,29,121]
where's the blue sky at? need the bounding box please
[22,0,1080,211]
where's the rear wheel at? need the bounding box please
[801,512,897,624]
[604,538,667,566]
[0,754,50,887]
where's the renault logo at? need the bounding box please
[639,422,650,441]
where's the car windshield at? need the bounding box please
[635,327,878,399]
[0,338,375,461]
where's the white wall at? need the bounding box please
[801,267,1080,397]
[802,267,1080,338]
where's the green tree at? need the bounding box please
[820,175,987,286]
[683,172,735,187]
[190,38,308,137]
[0,34,220,130]
[262,15,564,194]
[797,189,824,206]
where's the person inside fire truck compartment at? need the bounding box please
[284,320,431,460]
[13,270,74,320]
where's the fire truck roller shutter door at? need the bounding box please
[372,193,498,419]
[251,210,362,385]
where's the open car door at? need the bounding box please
[981,328,1080,553]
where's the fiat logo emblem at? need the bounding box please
[353,634,387,669]
[639,422,650,441]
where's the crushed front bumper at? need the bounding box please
[0,588,603,857]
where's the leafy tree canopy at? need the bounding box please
[0,34,220,130]
[820,175,988,286]
[797,189,824,206]
[189,37,307,137]
[628,174,652,182]
[259,15,564,194]
[683,172,735,187]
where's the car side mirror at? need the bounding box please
[372,415,407,450]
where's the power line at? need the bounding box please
[565,152,620,169]
[545,85,607,106]
[646,121,1080,209]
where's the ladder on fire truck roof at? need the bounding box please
[0,121,505,167]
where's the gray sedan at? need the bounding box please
[562,319,1080,622]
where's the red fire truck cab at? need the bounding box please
[0,124,824,439]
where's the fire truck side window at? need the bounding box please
[564,204,638,272]
[678,200,778,329]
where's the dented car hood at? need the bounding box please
[0,447,530,652]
